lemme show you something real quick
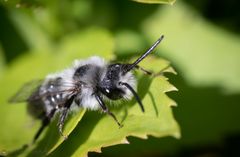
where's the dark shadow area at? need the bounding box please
[183,0,240,34]
[25,111,89,157]
[0,5,28,63]
[26,119,63,157]
[177,133,240,157]
[168,72,240,146]
[119,107,128,124]
[91,0,159,31]
[48,112,102,157]
[148,91,159,117]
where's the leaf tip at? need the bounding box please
[164,85,178,93]
[121,138,130,144]
[169,99,177,107]
[163,66,177,75]
[93,148,102,153]
[172,129,181,139]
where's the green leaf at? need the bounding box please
[132,0,176,5]
[48,57,179,157]
[0,26,179,156]
[0,27,114,156]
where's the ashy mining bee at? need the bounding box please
[9,35,164,143]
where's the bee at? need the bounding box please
[9,35,164,143]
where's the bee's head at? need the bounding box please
[98,35,164,112]
[98,63,129,100]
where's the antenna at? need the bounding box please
[124,35,164,73]
[119,82,144,112]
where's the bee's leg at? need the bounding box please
[57,95,75,140]
[95,94,123,128]
[33,108,56,143]
[57,108,69,140]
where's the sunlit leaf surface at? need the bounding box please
[48,57,179,157]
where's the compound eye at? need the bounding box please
[99,87,124,100]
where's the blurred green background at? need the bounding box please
[1,0,240,156]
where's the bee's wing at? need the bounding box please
[9,79,44,103]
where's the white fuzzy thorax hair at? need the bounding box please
[41,56,136,112]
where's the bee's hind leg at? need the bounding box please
[33,108,56,143]
[57,108,69,140]
[95,94,123,128]
[57,95,75,140]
